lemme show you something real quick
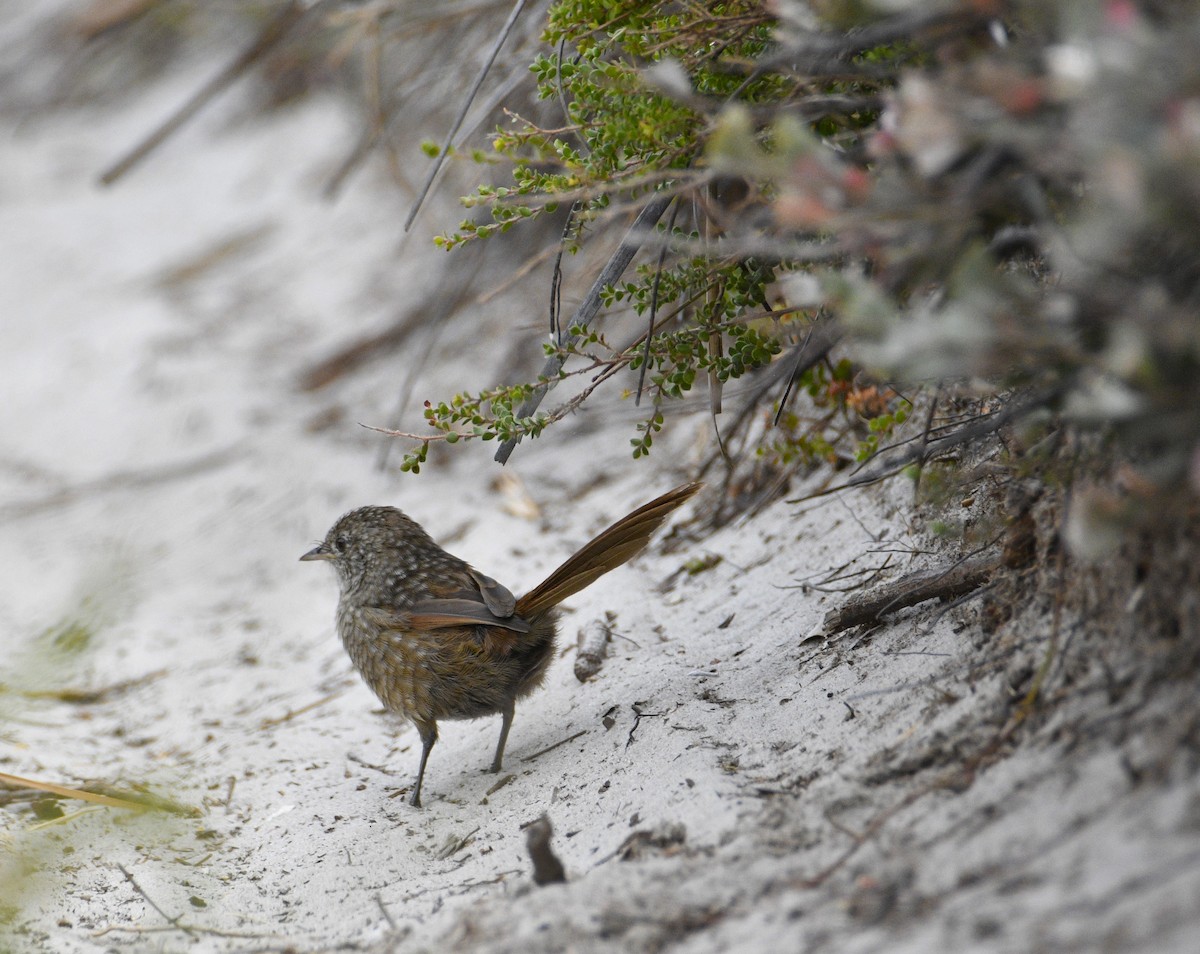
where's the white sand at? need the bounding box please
[2,9,1198,952]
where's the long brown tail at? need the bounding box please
[515,482,702,618]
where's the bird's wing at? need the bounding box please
[467,567,517,617]
[403,598,532,634]
[403,561,522,629]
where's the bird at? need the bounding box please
[301,481,701,807]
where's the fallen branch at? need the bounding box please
[820,554,1001,634]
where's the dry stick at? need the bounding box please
[756,326,839,426]
[117,863,194,938]
[494,193,675,464]
[729,336,844,518]
[297,312,426,391]
[331,33,530,199]
[520,729,587,762]
[797,779,934,890]
[550,203,579,341]
[323,11,388,199]
[258,688,345,729]
[844,631,1045,704]
[763,8,977,71]
[772,325,816,426]
[545,30,586,339]
[92,922,268,940]
[362,355,625,445]
[910,386,941,502]
[435,826,480,860]
[403,0,531,232]
[324,122,383,200]
[625,704,660,749]
[1016,509,1068,721]
[843,389,1057,489]
[475,243,565,307]
[485,774,516,796]
[98,0,321,185]
[821,553,1001,634]
[693,327,838,500]
[802,556,895,594]
[375,892,398,932]
[75,0,164,39]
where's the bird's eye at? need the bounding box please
[334,535,348,553]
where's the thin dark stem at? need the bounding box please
[635,197,681,405]
[551,202,581,342]
[495,193,673,464]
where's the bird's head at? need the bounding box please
[301,505,435,593]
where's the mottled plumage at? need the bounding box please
[301,482,701,807]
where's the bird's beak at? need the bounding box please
[300,543,335,562]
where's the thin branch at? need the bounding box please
[520,729,587,762]
[117,863,194,937]
[1,446,242,520]
[404,0,531,231]
[99,0,323,185]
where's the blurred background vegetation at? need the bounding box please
[13,0,1200,615]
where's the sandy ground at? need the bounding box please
[3,8,1200,953]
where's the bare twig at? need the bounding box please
[259,689,346,729]
[842,390,1059,490]
[795,706,1024,890]
[116,863,194,937]
[484,774,516,796]
[92,922,270,940]
[635,197,681,404]
[625,703,661,749]
[764,9,984,71]
[520,729,587,762]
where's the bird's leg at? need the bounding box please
[410,720,438,808]
[490,701,515,773]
